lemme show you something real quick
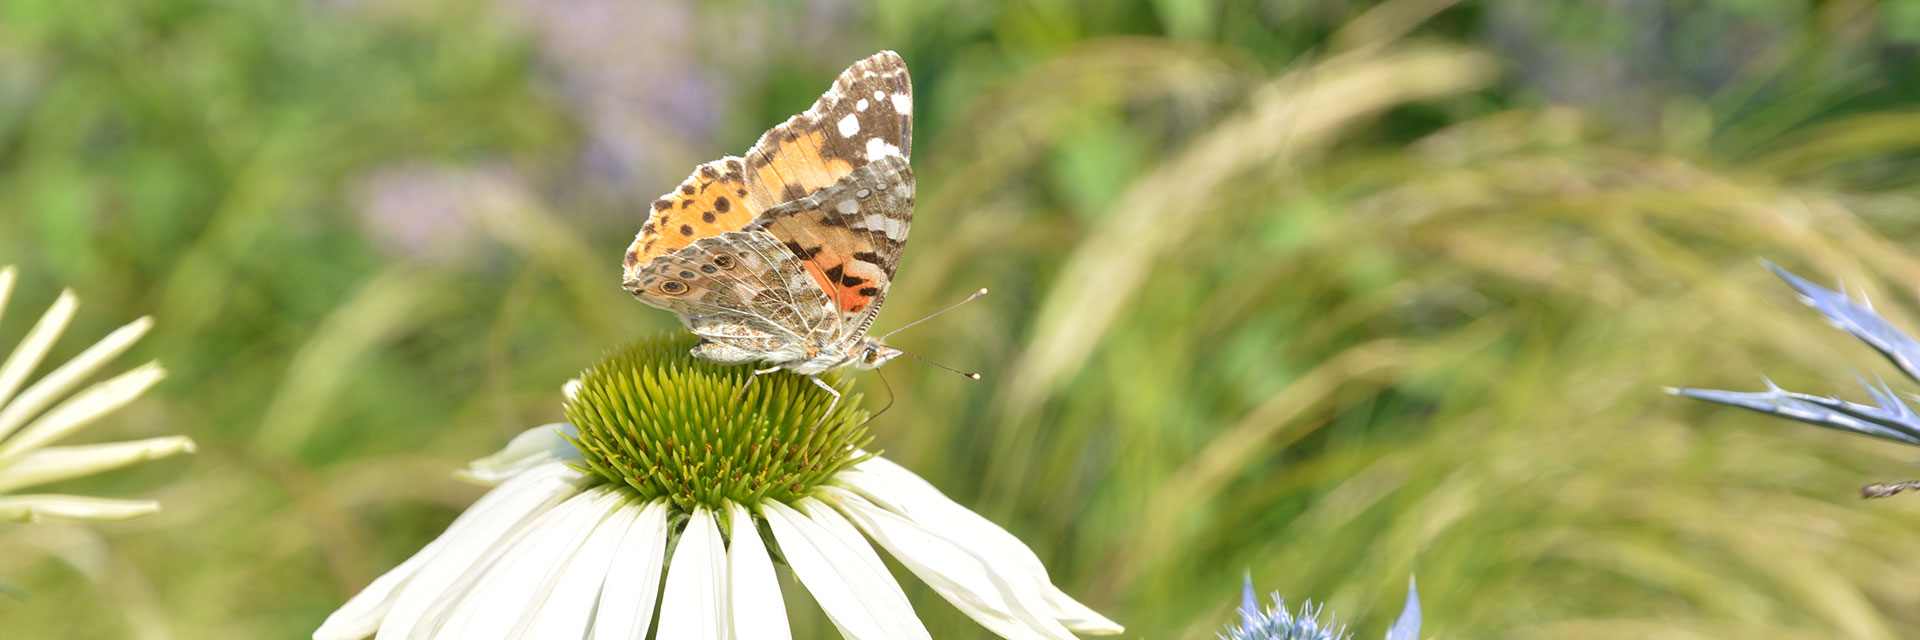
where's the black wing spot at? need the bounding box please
[701,264,717,273]
[823,264,844,282]
[714,255,736,270]
[858,287,880,297]
[783,241,822,259]
[852,251,883,265]
[661,281,688,294]
[714,197,731,213]
[680,184,695,196]
[702,211,716,223]
[841,275,867,287]
[652,199,672,212]
[679,270,695,279]
[680,225,694,236]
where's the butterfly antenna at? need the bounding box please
[861,367,898,427]
[881,288,989,339]
[894,347,983,380]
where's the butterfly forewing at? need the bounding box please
[623,157,761,284]
[743,51,912,212]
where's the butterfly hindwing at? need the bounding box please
[743,51,912,212]
[622,157,760,284]
[628,230,836,355]
[747,154,913,339]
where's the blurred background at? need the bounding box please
[7,0,1920,637]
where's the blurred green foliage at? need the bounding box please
[8,0,1920,638]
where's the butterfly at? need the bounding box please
[620,51,976,416]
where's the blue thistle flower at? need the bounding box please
[1221,575,1421,640]
[1671,261,1920,496]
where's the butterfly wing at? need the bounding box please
[746,155,913,341]
[622,157,760,284]
[628,229,837,361]
[743,51,912,211]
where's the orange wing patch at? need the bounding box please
[622,157,762,283]
[745,130,857,211]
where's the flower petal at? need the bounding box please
[726,501,789,640]
[823,487,1076,640]
[0,288,75,415]
[437,487,628,639]
[762,499,930,640]
[0,362,165,463]
[0,315,151,442]
[592,499,671,639]
[840,456,1122,634]
[0,436,195,493]
[455,423,583,486]
[1384,577,1421,640]
[518,492,647,638]
[0,494,158,523]
[658,505,729,639]
[371,462,588,638]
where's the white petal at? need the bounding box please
[0,435,195,493]
[726,501,789,640]
[658,505,728,639]
[841,456,1122,634]
[761,499,929,640]
[518,492,647,638]
[0,267,14,326]
[0,494,158,523]
[455,423,582,486]
[0,289,75,413]
[316,548,429,640]
[592,499,670,639]
[322,469,580,640]
[0,315,151,441]
[435,487,627,639]
[822,487,1076,640]
[373,463,587,638]
[0,362,164,463]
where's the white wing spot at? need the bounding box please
[835,198,861,215]
[873,90,885,101]
[856,98,870,112]
[865,137,901,159]
[855,188,871,198]
[837,114,860,138]
[861,214,910,240]
[890,93,912,116]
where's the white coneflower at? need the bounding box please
[0,266,192,523]
[314,333,1122,640]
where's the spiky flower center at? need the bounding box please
[563,333,873,513]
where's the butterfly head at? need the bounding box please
[853,337,903,370]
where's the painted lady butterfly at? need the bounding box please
[622,51,975,415]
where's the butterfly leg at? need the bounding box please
[735,365,785,402]
[809,375,842,429]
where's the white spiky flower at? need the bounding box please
[0,266,192,523]
[314,334,1122,640]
